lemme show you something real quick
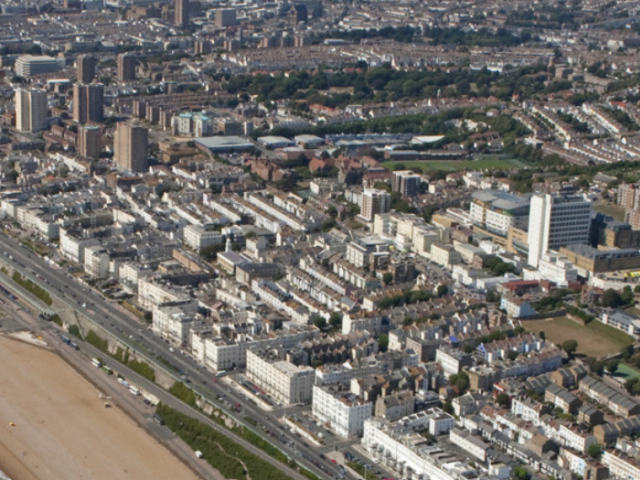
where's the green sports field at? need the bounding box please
[381,158,531,173]
[522,316,635,359]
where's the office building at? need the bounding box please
[73,83,104,124]
[15,88,48,133]
[76,55,96,83]
[78,125,101,159]
[392,170,421,197]
[15,55,64,77]
[117,53,136,82]
[115,122,148,172]
[174,0,189,27]
[527,193,592,267]
[215,8,236,27]
[360,188,391,222]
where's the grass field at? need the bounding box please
[381,158,531,173]
[615,362,640,382]
[521,316,635,359]
[593,202,627,222]
[625,305,640,317]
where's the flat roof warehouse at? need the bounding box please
[194,136,255,152]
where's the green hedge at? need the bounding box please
[156,404,296,480]
[86,330,109,352]
[169,382,197,407]
[128,359,156,382]
[239,428,289,463]
[12,271,52,305]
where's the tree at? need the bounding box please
[621,285,635,305]
[449,371,470,395]
[624,377,640,395]
[497,393,510,407]
[68,325,80,337]
[437,284,449,297]
[601,289,623,308]
[382,272,393,285]
[539,331,546,341]
[485,290,501,303]
[329,312,343,328]
[314,317,327,329]
[507,350,519,361]
[378,334,389,352]
[605,359,619,374]
[511,466,531,480]
[587,443,603,460]
[589,359,605,375]
[562,339,578,355]
[442,401,454,415]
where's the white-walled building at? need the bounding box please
[312,385,372,437]
[363,412,479,480]
[183,224,224,251]
[602,449,640,480]
[449,428,490,462]
[84,244,109,278]
[246,348,314,405]
[152,299,200,346]
[524,251,578,287]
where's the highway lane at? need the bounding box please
[0,232,346,480]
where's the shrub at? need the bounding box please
[128,359,156,381]
[86,330,109,352]
[169,382,197,407]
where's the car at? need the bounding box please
[331,459,337,464]
[320,455,326,460]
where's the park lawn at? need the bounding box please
[521,316,635,359]
[592,202,627,222]
[381,158,528,173]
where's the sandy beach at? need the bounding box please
[0,335,200,480]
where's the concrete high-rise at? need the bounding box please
[527,193,592,268]
[78,125,101,159]
[73,83,104,124]
[117,53,136,82]
[115,122,148,172]
[360,188,391,222]
[392,170,421,198]
[215,8,236,27]
[77,55,96,84]
[15,88,48,133]
[175,0,189,27]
